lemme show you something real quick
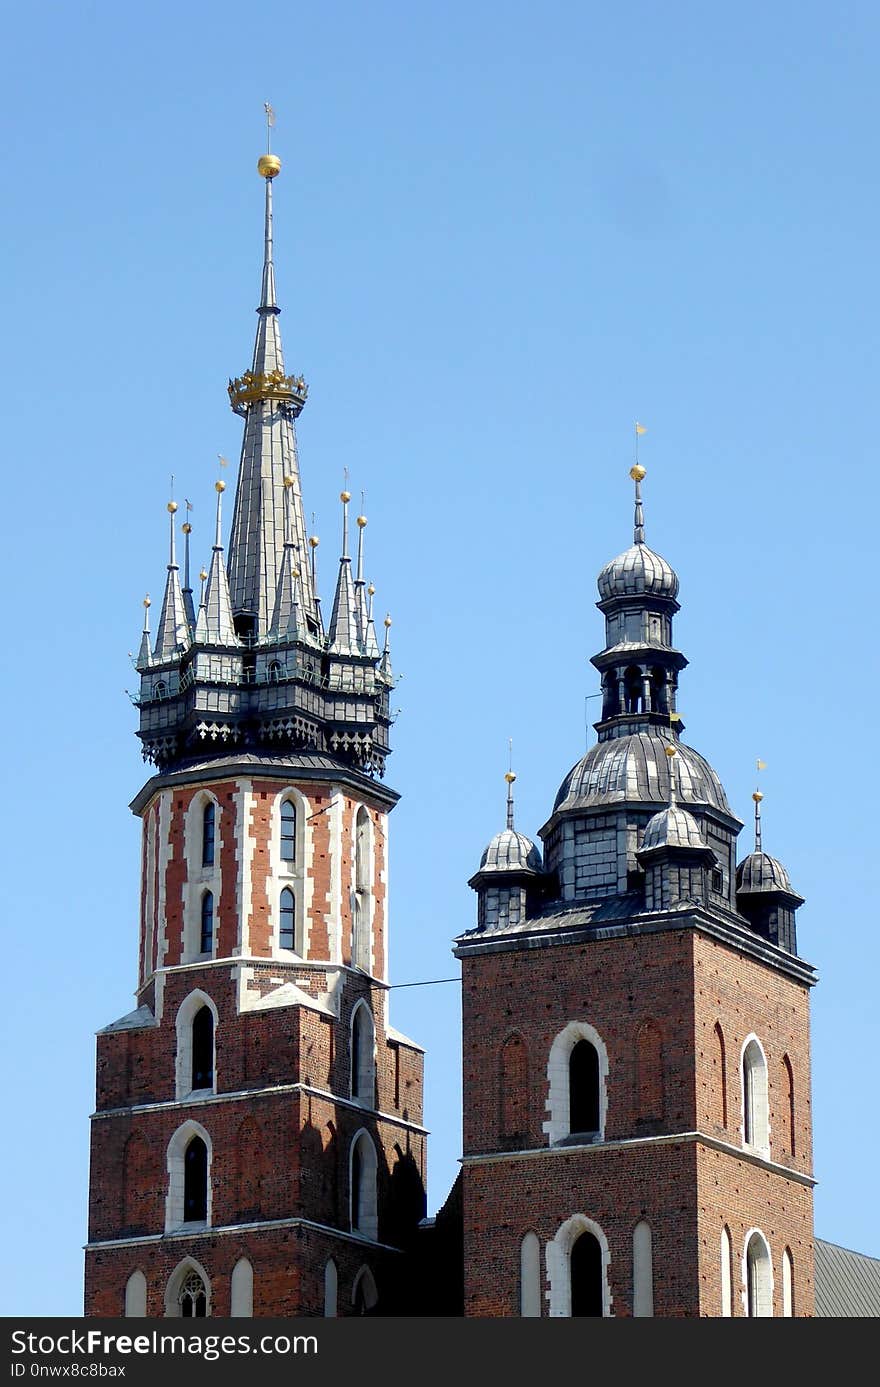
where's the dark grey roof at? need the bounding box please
[477,828,543,875]
[815,1239,880,1317]
[641,803,705,851]
[597,542,679,601]
[736,850,794,894]
[553,732,732,816]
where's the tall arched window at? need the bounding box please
[742,1036,769,1154]
[350,1130,378,1240]
[632,1220,654,1317]
[183,1136,208,1223]
[352,1266,378,1315]
[712,1023,728,1128]
[268,660,282,684]
[782,1054,796,1157]
[279,887,296,951]
[191,1006,214,1091]
[570,1230,603,1317]
[201,801,215,867]
[520,1232,541,1317]
[350,1002,375,1104]
[782,1248,794,1317]
[500,1033,528,1140]
[355,807,370,892]
[230,1258,253,1318]
[745,1230,773,1317]
[324,1259,338,1317]
[280,799,296,863]
[569,1039,600,1135]
[200,891,214,955]
[124,1269,147,1318]
[352,896,369,972]
[720,1226,733,1316]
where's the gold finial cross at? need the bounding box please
[264,102,275,153]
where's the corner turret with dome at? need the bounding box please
[469,770,545,931]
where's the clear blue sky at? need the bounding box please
[1,1,878,1315]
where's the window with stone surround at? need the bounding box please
[200,890,214,955]
[350,1000,376,1105]
[175,991,218,1100]
[350,1130,378,1240]
[201,801,215,867]
[165,1260,210,1318]
[544,1021,609,1145]
[744,1229,773,1317]
[741,1035,769,1155]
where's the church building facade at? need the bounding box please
[85,148,820,1317]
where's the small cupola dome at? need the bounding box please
[477,828,543,875]
[736,850,793,894]
[641,803,704,851]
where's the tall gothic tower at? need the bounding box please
[457,463,815,1317]
[85,149,426,1319]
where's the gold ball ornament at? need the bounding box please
[664,744,677,758]
[505,771,517,784]
[630,464,647,482]
[309,535,320,549]
[143,595,151,608]
[357,515,367,528]
[167,500,178,513]
[752,790,764,803]
[215,480,226,493]
[384,614,392,628]
[340,490,351,503]
[199,569,208,582]
[283,475,294,489]
[182,522,192,535]
[257,153,282,179]
[368,583,375,596]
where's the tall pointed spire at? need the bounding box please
[153,502,191,660]
[328,490,362,655]
[269,475,308,643]
[364,582,380,659]
[226,135,317,639]
[379,612,393,680]
[196,482,238,645]
[354,508,373,651]
[135,595,152,671]
[181,516,196,630]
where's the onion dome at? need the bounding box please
[478,828,543,875]
[596,464,679,602]
[554,732,731,816]
[642,802,705,851]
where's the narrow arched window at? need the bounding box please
[178,1268,208,1318]
[154,680,167,700]
[745,1231,773,1316]
[742,1038,769,1152]
[230,1258,253,1317]
[713,1023,728,1128]
[782,1054,796,1157]
[280,799,296,863]
[352,895,369,972]
[501,1033,528,1139]
[352,1266,378,1315]
[570,1230,603,1317]
[350,1131,378,1240]
[569,1039,600,1135]
[183,1136,208,1223]
[201,802,215,867]
[624,665,642,714]
[720,1226,733,1316]
[351,1003,375,1104]
[782,1248,794,1317]
[632,1220,654,1316]
[200,892,214,955]
[124,1269,147,1318]
[191,1006,214,1091]
[268,660,282,683]
[355,807,370,892]
[520,1232,541,1317]
[280,887,296,951]
[324,1259,338,1317]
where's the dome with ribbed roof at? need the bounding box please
[477,829,543,875]
[553,732,731,816]
[641,803,706,851]
[597,542,679,601]
[736,851,794,894]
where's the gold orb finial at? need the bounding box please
[752,790,764,803]
[167,500,178,514]
[143,594,151,608]
[664,744,677,758]
[309,534,320,549]
[215,479,226,493]
[357,514,367,528]
[293,568,301,579]
[199,569,208,582]
[384,614,392,628]
[257,153,282,179]
[340,490,351,503]
[630,464,647,482]
[182,521,192,535]
[367,583,375,596]
[505,771,517,784]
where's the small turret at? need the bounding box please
[469,771,544,931]
[736,791,803,953]
[636,745,716,910]
[153,502,191,661]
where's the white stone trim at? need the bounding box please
[141,809,157,987]
[329,788,344,964]
[720,1225,733,1316]
[543,1020,609,1144]
[87,1217,404,1254]
[182,789,223,963]
[174,989,218,1101]
[546,1214,611,1317]
[520,1231,541,1316]
[378,812,389,985]
[740,1032,770,1158]
[163,1256,211,1319]
[349,1128,379,1241]
[124,1269,147,1318]
[156,790,173,987]
[632,1219,654,1316]
[234,780,253,955]
[782,1246,794,1317]
[742,1227,774,1317]
[165,1119,213,1233]
[230,1256,253,1317]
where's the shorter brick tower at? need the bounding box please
[455,464,815,1317]
[84,147,426,1318]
